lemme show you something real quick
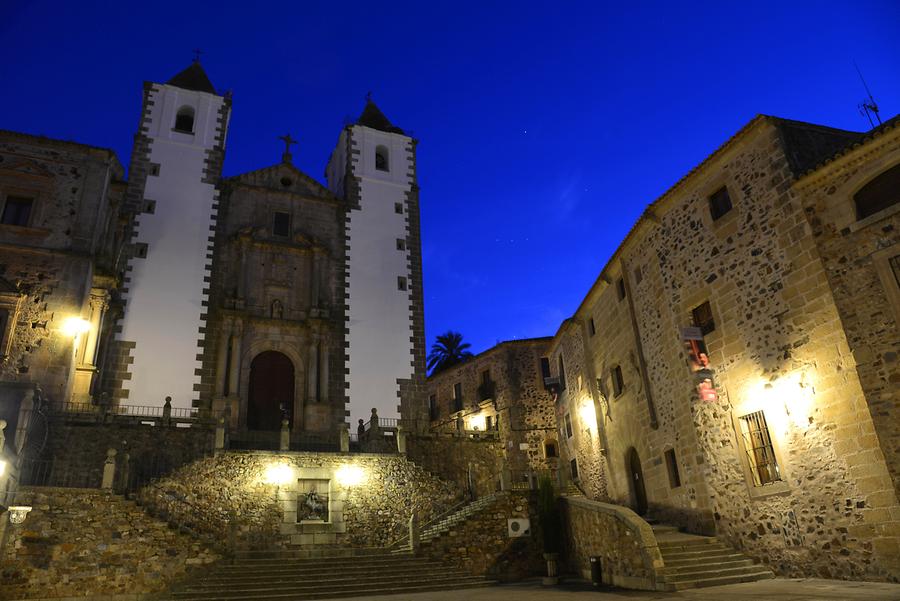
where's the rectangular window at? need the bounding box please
[394,202,404,214]
[739,411,782,486]
[429,394,438,420]
[148,163,161,176]
[588,317,596,336]
[453,383,463,412]
[709,186,733,221]
[634,266,643,285]
[616,277,626,301]
[570,457,579,481]
[558,355,567,391]
[564,413,573,439]
[482,369,491,385]
[692,301,715,335]
[891,254,900,288]
[664,449,681,488]
[397,276,407,291]
[611,365,624,397]
[540,357,551,379]
[273,211,291,237]
[396,238,406,251]
[1,196,34,227]
[485,415,493,431]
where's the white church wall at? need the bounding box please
[118,83,227,410]
[344,126,414,422]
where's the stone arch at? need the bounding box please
[247,351,294,431]
[626,446,648,516]
[240,339,306,431]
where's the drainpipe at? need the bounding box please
[621,260,658,430]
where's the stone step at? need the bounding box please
[179,572,481,593]
[663,554,752,568]
[195,564,470,582]
[662,563,769,582]
[168,578,494,600]
[658,546,735,561]
[657,537,722,549]
[218,556,433,570]
[664,569,774,590]
[234,548,386,560]
[650,525,680,535]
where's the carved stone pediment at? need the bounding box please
[227,163,336,201]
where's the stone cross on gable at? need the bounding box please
[279,133,297,164]
[192,48,203,63]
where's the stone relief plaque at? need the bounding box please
[298,478,330,522]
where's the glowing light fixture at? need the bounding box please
[0,460,6,476]
[579,398,597,431]
[61,317,91,338]
[335,464,366,487]
[264,463,293,486]
[8,506,32,524]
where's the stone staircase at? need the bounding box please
[165,549,495,600]
[653,525,774,590]
[420,491,507,543]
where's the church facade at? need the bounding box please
[0,61,427,442]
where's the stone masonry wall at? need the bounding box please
[406,434,504,498]
[561,119,900,581]
[419,491,543,581]
[562,496,665,590]
[794,124,900,503]
[140,451,461,549]
[0,487,217,600]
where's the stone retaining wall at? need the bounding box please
[141,451,461,549]
[419,491,543,581]
[562,496,664,590]
[0,487,217,600]
[406,434,504,498]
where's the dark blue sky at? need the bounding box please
[2,1,898,355]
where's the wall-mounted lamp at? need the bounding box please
[8,506,32,524]
[61,317,91,338]
[264,463,293,486]
[335,464,366,487]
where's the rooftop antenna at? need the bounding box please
[854,61,882,128]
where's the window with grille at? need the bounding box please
[739,411,781,486]
[709,186,733,221]
[692,301,715,335]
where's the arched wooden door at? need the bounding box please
[627,447,648,516]
[248,351,294,431]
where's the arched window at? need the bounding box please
[375,145,389,172]
[174,106,195,133]
[855,163,900,220]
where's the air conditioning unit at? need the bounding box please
[507,518,531,538]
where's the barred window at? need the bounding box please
[611,365,624,397]
[739,411,781,486]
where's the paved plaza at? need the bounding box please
[336,579,900,601]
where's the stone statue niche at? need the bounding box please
[298,478,330,522]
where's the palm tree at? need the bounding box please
[427,331,474,375]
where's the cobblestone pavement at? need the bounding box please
[335,578,900,601]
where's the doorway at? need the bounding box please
[248,351,294,430]
[627,447,648,516]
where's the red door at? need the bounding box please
[248,351,294,431]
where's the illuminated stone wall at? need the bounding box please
[550,118,900,581]
[793,122,900,505]
[0,132,125,407]
[138,451,462,549]
[0,487,217,600]
[426,338,557,475]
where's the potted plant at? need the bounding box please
[537,475,562,585]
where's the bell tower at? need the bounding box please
[326,100,428,428]
[112,61,231,409]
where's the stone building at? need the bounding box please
[544,114,900,580]
[0,130,127,436]
[0,61,429,446]
[426,338,558,476]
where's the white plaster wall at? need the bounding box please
[344,126,414,422]
[118,83,227,409]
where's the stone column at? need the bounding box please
[319,344,329,403]
[396,425,407,454]
[409,512,420,555]
[101,448,117,490]
[228,320,242,401]
[307,341,319,402]
[71,288,110,403]
[280,420,290,451]
[311,251,322,309]
[237,240,248,299]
